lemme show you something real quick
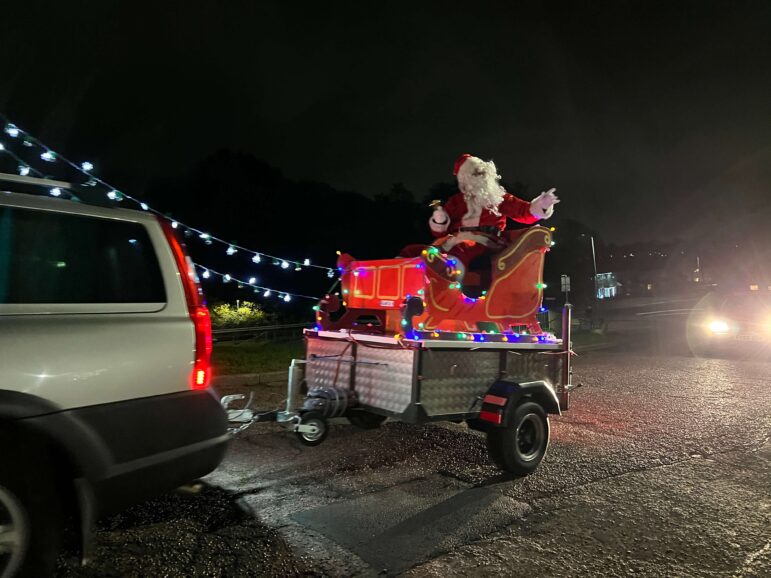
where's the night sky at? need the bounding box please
[1,1,770,244]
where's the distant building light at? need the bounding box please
[749,284,759,291]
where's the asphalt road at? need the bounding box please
[58,348,771,577]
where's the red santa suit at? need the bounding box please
[426,154,558,268]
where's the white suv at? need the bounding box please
[0,190,229,576]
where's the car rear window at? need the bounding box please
[0,206,165,304]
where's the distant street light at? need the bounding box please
[580,233,599,300]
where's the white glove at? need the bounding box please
[529,188,560,220]
[429,207,450,234]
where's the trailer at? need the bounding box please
[222,303,578,476]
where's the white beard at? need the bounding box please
[458,158,506,215]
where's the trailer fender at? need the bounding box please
[476,380,561,428]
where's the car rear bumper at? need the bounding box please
[18,388,229,516]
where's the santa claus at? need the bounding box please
[427,154,559,268]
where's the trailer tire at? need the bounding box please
[487,401,549,475]
[347,411,387,430]
[296,411,329,446]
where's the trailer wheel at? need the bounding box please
[487,401,549,475]
[296,411,329,446]
[347,411,387,430]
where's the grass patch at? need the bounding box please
[213,331,614,376]
[212,339,305,375]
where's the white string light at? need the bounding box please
[0,114,336,274]
[0,141,78,199]
[195,265,318,301]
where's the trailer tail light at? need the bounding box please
[160,218,213,390]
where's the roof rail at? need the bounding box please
[0,171,117,208]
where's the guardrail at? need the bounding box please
[212,322,312,342]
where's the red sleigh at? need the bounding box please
[316,225,553,337]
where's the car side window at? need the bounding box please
[0,207,165,304]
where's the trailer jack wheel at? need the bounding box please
[487,401,549,475]
[296,411,329,446]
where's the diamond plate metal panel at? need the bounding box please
[419,350,501,416]
[353,345,416,413]
[306,338,354,390]
[505,351,564,394]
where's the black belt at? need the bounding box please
[458,226,502,236]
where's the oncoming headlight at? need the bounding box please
[708,319,730,334]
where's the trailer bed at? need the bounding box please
[304,329,570,423]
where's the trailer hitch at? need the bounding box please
[220,393,278,435]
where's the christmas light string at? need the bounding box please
[0,115,336,274]
[195,264,320,301]
[0,138,79,199]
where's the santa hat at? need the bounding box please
[453,154,472,176]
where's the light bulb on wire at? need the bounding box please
[226,245,237,256]
[280,261,289,269]
[252,254,261,264]
[263,290,271,297]
[40,151,55,162]
[18,165,30,176]
[81,161,94,172]
[49,187,62,197]
[4,124,19,138]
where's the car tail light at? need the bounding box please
[160,218,213,389]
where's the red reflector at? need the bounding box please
[480,410,503,424]
[483,394,508,407]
